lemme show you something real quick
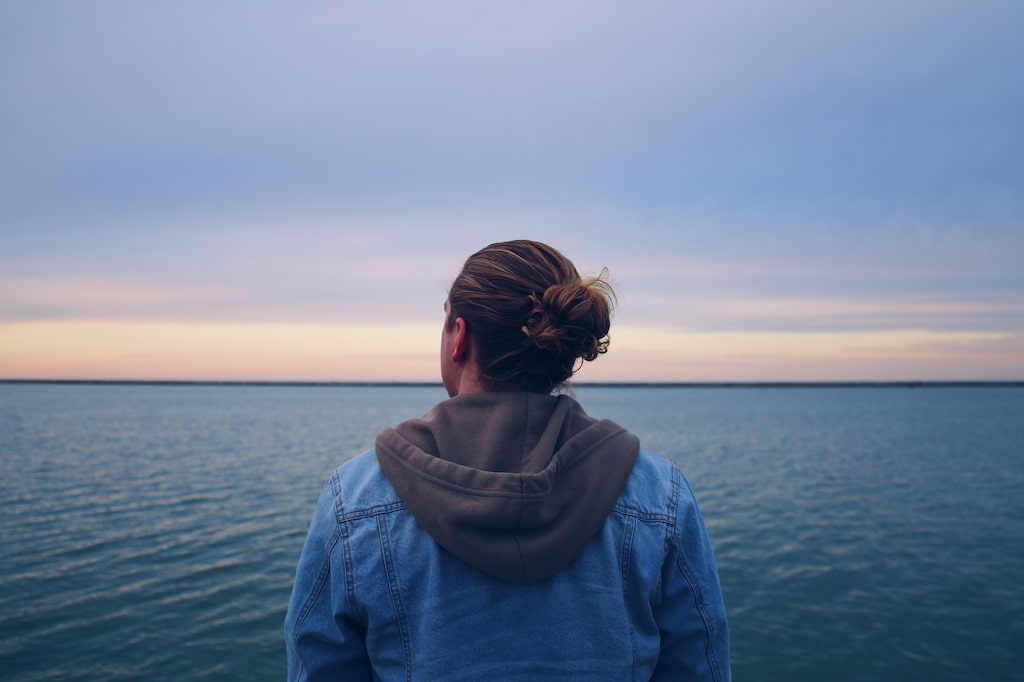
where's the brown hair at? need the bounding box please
[447,240,615,393]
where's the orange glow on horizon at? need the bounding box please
[0,321,442,382]
[1,320,1020,383]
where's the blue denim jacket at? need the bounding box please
[285,446,731,681]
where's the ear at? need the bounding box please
[450,317,471,362]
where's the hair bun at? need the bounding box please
[522,279,611,361]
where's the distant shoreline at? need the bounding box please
[2,379,1022,388]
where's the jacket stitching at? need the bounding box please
[332,472,360,621]
[612,505,673,524]
[620,513,639,681]
[672,533,723,682]
[670,466,724,682]
[288,517,342,672]
[337,501,406,522]
[377,514,413,681]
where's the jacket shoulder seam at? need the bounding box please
[336,501,407,522]
[611,504,674,524]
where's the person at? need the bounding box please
[285,240,730,681]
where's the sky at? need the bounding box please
[2,1,1022,382]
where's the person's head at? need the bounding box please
[442,240,614,395]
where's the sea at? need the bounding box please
[1,382,1022,681]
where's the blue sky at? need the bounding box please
[2,1,1022,381]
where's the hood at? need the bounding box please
[375,392,639,583]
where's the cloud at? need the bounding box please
[1,1,1021,380]
[3,1,1021,217]
[2,200,1021,344]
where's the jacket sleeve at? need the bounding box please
[652,466,731,682]
[284,479,372,682]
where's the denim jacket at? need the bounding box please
[284,445,731,680]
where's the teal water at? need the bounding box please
[1,384,1022,680]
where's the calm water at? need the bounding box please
[1,384,1022,681]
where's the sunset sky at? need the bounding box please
[2,1,1022,382]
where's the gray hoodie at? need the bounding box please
[375,391,640,583]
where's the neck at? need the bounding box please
[450,371,487,396]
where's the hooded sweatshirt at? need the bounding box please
[375,391,640,583]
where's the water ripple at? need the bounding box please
[3,384,1022,681]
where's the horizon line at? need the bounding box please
[2,379,1023,389]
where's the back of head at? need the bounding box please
[447,240,614,393]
